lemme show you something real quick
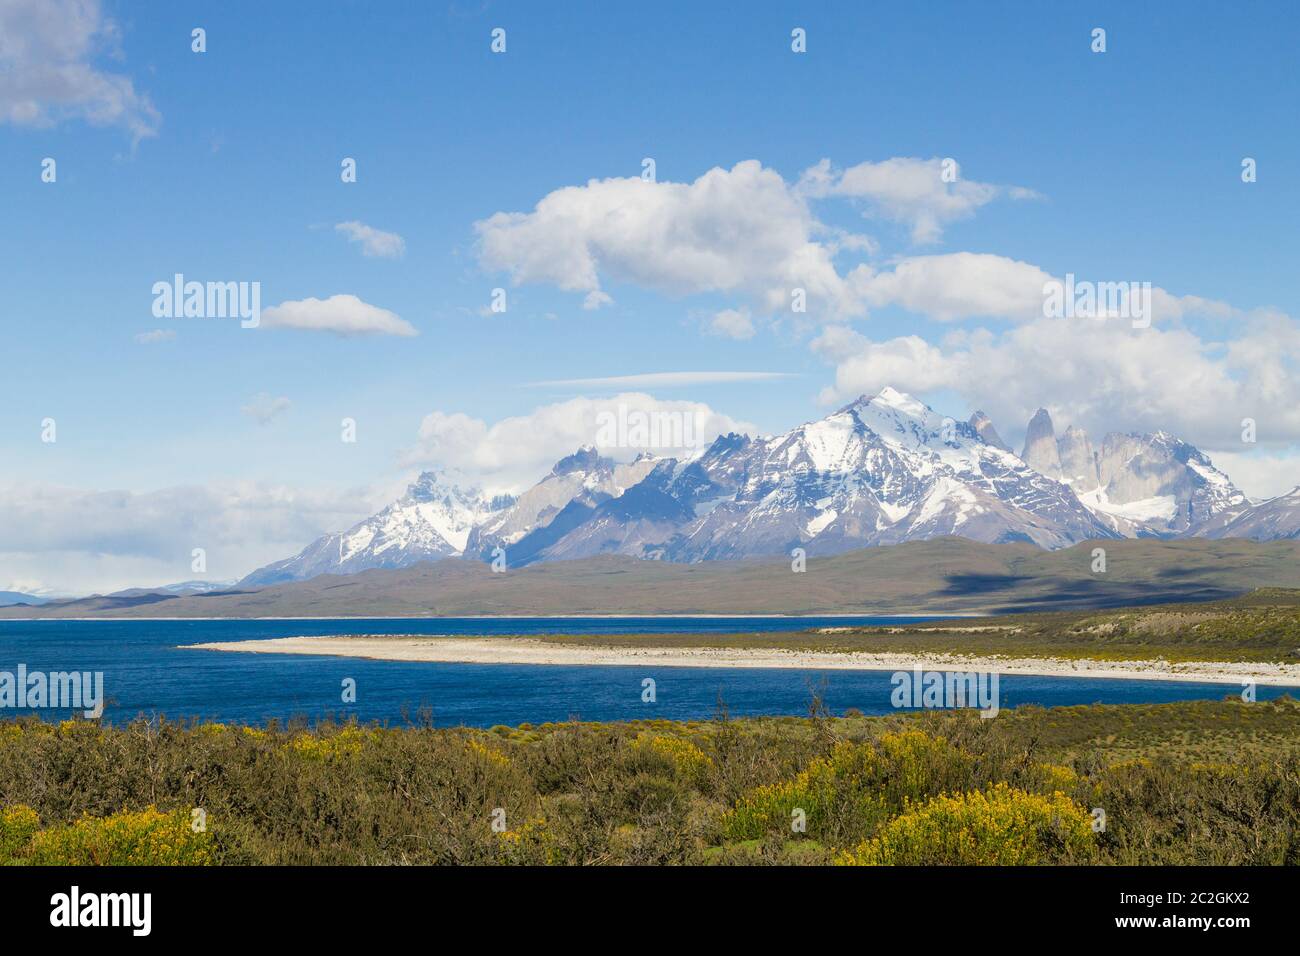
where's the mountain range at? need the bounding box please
[0,591,47,608]
[239,387,1298,585]
[10,538,1299,620]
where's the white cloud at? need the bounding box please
[260,294,417,336]
[474,158,1222,334]
[528,371,794,389]
[582,290,613,310]
[403,394,756,493]
[846,252,1236,326]
[0,480,380,595]
[1208,450,1300,501]
[815,311,1300,473]
[798,157,1038,243]
[334,220,406,258]
[134,328,175,345]
[0,0,159,141]
[708,307,756,340]
[816,332,956,399]
[470,160,1051,323]
[475,159,873,320]
[808,325,868,363]
[241,393,291,425]
[856,253,1053,322]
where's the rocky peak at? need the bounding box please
[552,446,606,476]
[1057,425,1099,492]
[968,411,1010,452]
[1020,408,1062,478]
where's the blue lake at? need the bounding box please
[0,617,1284,726]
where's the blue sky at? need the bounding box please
[2,0,1298,593]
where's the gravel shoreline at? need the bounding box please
[184,635,1300,687]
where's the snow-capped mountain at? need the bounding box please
[240,473,513,586]
[462,387,1117,567]
[1014,407,1247,536]
[106,580,238,598]
[968,411,1011,452]
[464,447,660,562]
[241,386,1290,584]
[641,387,1116,560]
[1195,486,1300,541]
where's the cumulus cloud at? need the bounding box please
[241,393,291,425]
[856,253,1053,322]
[469,159,1052,324]
[806,247,1262,461]
[402,394,756,493]
[475,159,874,320]
[0,481,380,595]
[260,294,417,336]
[814,331,956,396]
[472,158,1232,335]
[815,311,1300,462]
[845,252,1236,326]
[0,0,160,141]
[708,308,756,340]
[798,157,1038,243]
[334,221,405,258]
[134,329,175,345]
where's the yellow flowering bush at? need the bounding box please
[721,731,975,843]
[629,733,713,783]
[837,783,1094,866]
[1032,762,1079,794]
[466,737,512,769]
[722,740,880,841]
[873,730,976,803]
[1188,761,1248,779]
[287,726,375,760]
[723,760,844,841]
[0,804,40,860]
[20,807,214,866]
[495,815,562,865]
[0,724,25,745]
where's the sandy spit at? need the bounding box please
[183,635,1300,687]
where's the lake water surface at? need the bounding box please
[0,617,1280,726]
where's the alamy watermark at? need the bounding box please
[50,886,150,936]
[0,665,104,718]
[152,274,260,328]
[594,403,706,451]
[1042,273,1152,328]
[890,666,1000,718]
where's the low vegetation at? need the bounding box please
[0,696,1298,865]
[533,590,1300,663]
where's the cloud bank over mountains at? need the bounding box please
[474,158,1298,472]
[402,392,757,495]
[0,480,383,597]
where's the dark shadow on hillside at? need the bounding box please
[936,573,1032,595]
[66,593,179,610]
[984,583,1242,613]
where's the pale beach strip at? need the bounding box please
[184,635,1300,687]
